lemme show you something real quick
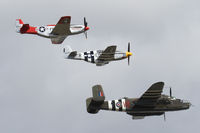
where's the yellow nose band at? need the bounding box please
[126,52,133,57]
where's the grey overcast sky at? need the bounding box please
[0,0,200,133]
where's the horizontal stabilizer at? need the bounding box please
[68,51,77,58]
[20,24,30,33]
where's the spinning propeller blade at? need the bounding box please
[84,32,88,39]
[128,42,130,52]
[127,42,131,65]
[84,17,89,39]
[84,17,88,27]
[170,87,172,97]
[164,112,166,121]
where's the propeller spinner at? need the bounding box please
[126,42,132,65]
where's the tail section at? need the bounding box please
[15,19,37,34]
[86,85,105,114]
[63,46,79,59]
[15,19,24,33]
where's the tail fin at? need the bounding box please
[86,85,105,114]
[15,19,24,33]
[92,85,105,102]
[63,46,78,59]
[15,19,36,34]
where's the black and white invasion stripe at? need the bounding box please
[108,99,126,111]
[84,51,95,63]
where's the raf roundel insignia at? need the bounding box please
[39,26,45,32]
[116,102,122,108]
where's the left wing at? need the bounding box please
[51,36,67,44]
[135,82,164,107]
[97,45,117,61]
[51,16,71,35]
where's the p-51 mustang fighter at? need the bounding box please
[86,82,191,120]
[63,43,133,66]
[15,16,89,44]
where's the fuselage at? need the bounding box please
[65,50,128,65]
[24,24,87,38]
[99,95,191,113]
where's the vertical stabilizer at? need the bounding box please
[92,85,105,102]
[15,19,37,34]
[15,19,24,33]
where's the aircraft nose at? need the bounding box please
[85,26,90,31]
[126,51,133,57]
[183,102,192,109]
[188,102,192,108]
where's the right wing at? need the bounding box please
[97,45,117,61]
[135,82,164,107]
[51,16,71,35]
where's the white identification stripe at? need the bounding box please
[88,57,91,62]
[108,101,112,110]
[108,99,126,111]
[122,99,126,111]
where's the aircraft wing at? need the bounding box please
[97,45,117,61]
[135,82,164,107]
[51,36,67,44]
[51,16,71,36]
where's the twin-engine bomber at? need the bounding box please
[63,43,132,66]
[86,82,191,120]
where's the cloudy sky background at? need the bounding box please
[0,0,200,133]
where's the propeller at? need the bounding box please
[164,112,166,121]
[84,32,88,39]
[84,17,88,28]
[127,42,132,65]
[170,87,172,97]
[84,17,89,39]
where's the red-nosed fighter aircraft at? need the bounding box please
[15,16,89,44]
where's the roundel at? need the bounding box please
[39,26,45,32]
[116,102,122,108]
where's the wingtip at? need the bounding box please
[154,81,165,86]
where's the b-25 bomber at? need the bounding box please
[86,82,191,120]
[63,43,132,66]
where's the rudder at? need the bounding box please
[92,85,105,102]
[15,19,24,33]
